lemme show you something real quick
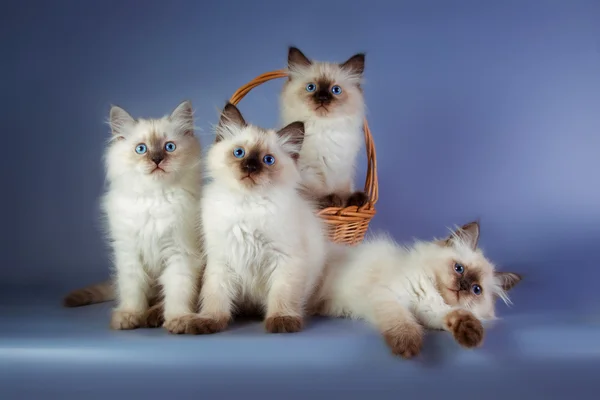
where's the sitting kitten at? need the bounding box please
[280,46,368,209]
[81,100,204,334]
[311,221,521,358]
[191,103,327,335]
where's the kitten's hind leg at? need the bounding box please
[142,298,165,328]
[110,249,151,330]
[372,296,423,358]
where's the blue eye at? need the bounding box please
[472,284,482,296]
[165,142,176,152]
[135,144,147,154]
[263,154,275,165]
[331,85,342,95]
[454,263,464,274]
[233,147,245,158]
[306,83,316,92]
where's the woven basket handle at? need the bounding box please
[228,69,379,207]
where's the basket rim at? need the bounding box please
[228,69,379,214]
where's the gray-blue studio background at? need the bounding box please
[2,1,599,399]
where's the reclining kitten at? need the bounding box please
[311,221,521,358]
[63,101,204,334]
[188,103,327,335]
[280,46,368,209]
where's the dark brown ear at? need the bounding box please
[445,221,480,251]
[340,53,365,75]
[288,46,312,69]
[276,121,305,160]
[216,102,246,143]
[495,272,522,291]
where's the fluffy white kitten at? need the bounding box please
[312,221,522,358]
[191,103,327,335]
[100,100,204,334]
[280,47,368,209]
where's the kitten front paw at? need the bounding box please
[110,310,144,330]
[445,309,484,348]
[163,314,203,335]
[383,324,423,359]
[317,194,344,209]
[264,315,304,333]
[142,303,165,328]
[186,315,230,335]
[346,191,369,208]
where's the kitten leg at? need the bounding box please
[143,301,165,328]
[159,253,200,335]
[444,309,484,348]
[192,258,233,334]
[264,258,307,334]
[110,247,150,330]
[415,306,484,348]
[371,295,423,358]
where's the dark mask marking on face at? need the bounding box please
[313,79,333,105]
[240,150,262,175]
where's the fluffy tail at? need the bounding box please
[63,280,115,307]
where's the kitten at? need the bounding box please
[189,103,327,335]
[280,46,368,209]
[73,100,204,334]
[311,221,522,358]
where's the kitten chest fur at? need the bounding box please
[291,116,363,196]
[103,187,199,274]
[202,184,321,305]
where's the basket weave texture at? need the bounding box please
[229,70,378,245]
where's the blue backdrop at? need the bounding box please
[2,0,600,398]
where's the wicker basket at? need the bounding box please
[229,69,379,245]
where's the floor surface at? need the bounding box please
[1,287,599,399]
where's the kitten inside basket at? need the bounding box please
[281,46,369,210]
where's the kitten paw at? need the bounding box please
[346,191,369,208]
[318,194,344,209]
[142,303,165,328]
[186,315,230,335]
[445,309,484,348]
[163,314,204,335]
[264,315,304,333]
[110,310,144,330]
[383,324,423,359]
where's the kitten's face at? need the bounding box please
[281,47,365,118]
[431,222,522,320]
[208,103,304,190]
[106,101,201,185]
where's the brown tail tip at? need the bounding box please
[62,292,92,308]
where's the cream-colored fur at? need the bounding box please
[280,47,365,204]
[313,222,521,357]
[196,103,327,334]
[102,100,204,333]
